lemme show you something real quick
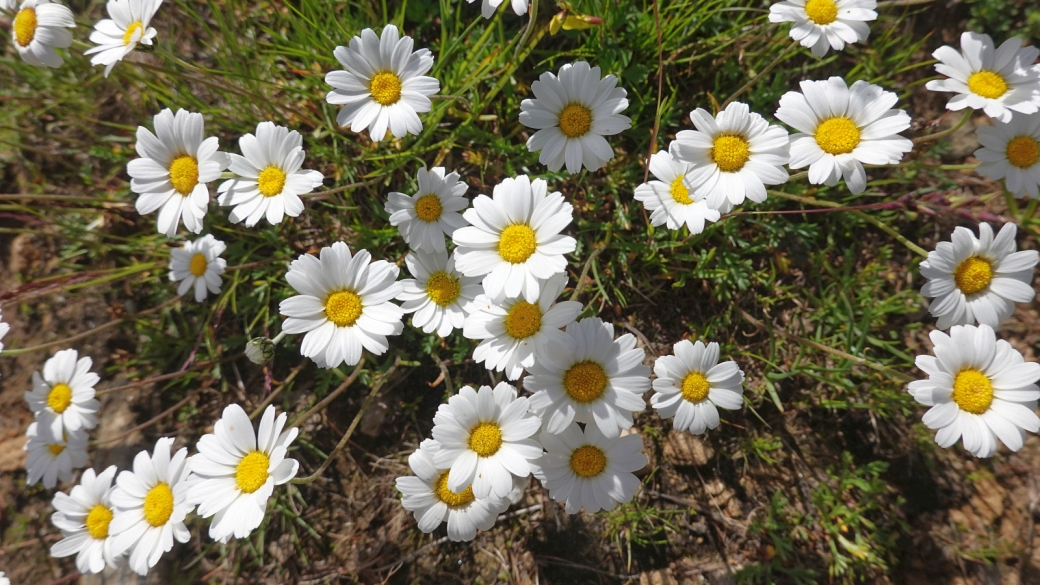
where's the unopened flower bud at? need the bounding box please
[245,337,275,365]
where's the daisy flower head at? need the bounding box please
[974,113,1040,198]
[188,405,299,543]
[84,0,161,77]
[385,167,469,253]
[325,24,440,142]
[431,382,543,499]
[25,348,100,436]
[775,77,913,194]
[128,108,229,237]
[669,102,791,212]
[925,32,1040,123]
[634,150,721,232]
[525,317,651,439]
[217,122,324,227]
[395,439,511,542]
[9,0,75,68]
[469,0,528,19]
[50,466,122,574]
[463,274,582,381]
[168,234,227,302]
[519,61,631,174]
[279,242,404,369]
[920,222,1038,329]
[651,340,745,435]
[768,0,877,58]
[108,437,192,576]
[397,249,482,337]
[25,422,88,489]
[908,324,1040,457]
[452,175,576,303]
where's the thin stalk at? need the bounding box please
[643,0,665,183]
[721,41,799,110]
[913,109,973,145]
[288,358,367,428]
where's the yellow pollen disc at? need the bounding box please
[681,371,711,403]
[235,451,271,494]
[47,383,73,414]
[425,271,461,307]
[143,483,174,527]
[370,71,403,106]
[814,117,861,155]
[954,256,993,295]
[558,104,593,138]
[188,253,208,277]
[48,444,65,456]
[504,301,542,340]
[569,445,607,478]
[804,0,838,24]
[414,195,443,222]
[168,155,199,196]
[967,70,1008,99]
[434,472,476,507]
[325,290,363,327]
[711,134,751,172]
[13,8,38,48]
[123,21,143,46]
[1006,136,1040,169]
[468,422,503,457]
[952,369,994,415]
[564,361,608,403]
[669,176,693,205]
[85,504,114,540]
[498,224,538,264]
[258,166,287,197]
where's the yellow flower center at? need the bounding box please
[189,253,208,277]
[967,70,1008,99]
[814,117,861,155]
[498,224,538,264]
[123,21,144,46]
[953,256,993,295]
[569,445,607,478]
[951,369,994,415]
[168,155,199,196]
[13,8,37,48]
[558,104,593,138]
[235,451,271,494]
[48,444,65,456]
[414,194,443,222]
[143,483,174,527]
[370,71,403,106]
[804,0,839,24]
[434,472,476,507]
[258,166,287,197]
[669,176,693,205]
[47,383,73,414]
[711,134,751,172]
[563,361,608,403]
[1006,136,1040,169]
[680,371,711,403]
[504,301,542,340]
[85,504,114,540]
[468,422,503,457]
[425,271,461,307]
[324,290,364,327]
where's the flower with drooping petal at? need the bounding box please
[634,150,720,233]
[10,0,75,68]
[385,167,469,253]
[768,0,877,58]
[50,466,123,574]
[25,348,100,437]
[974,112,1040,199]
[168,234,227,302]
[397,250,482,337]
[84,0,162,77]
[651,340,745,434]
[24,422,88,488]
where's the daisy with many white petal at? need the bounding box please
[453,175,576,303]
[768,0,877,58]
[908,324,1040,457]
[634,151,720,233]
[188,404,299,543]
[385,167,469,253]
[463,274,582,381]
[395,439,511,542]
[50,466,122,574]
[519,61,631,174]
[168,234,227,302]
[397,250,482,337]
[24,422,88,489]
[469,0,528,19]
[217,122,324,227]
[25,348,100,436]
[279,242,404,369]
[974,112,1040,198]
[325,25,440,142]
[925,32,1040,124]
[128,108,229,237]
[669,102,790,212]
[431,382,543,499]
[9,0,74,68]
[84,0,161,77]
[920,223,1038,330]
[651,340,745,435]
[108,437,192,576]
[775,77,912,195]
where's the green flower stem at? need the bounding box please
[912,109,973,145]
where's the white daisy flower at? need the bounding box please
[50,466,122,574]
[634,150,720,232]
[775,77,913,195]
[25,348,100,437]
[217,122,324,227]
[24,422,88,489]
[168,234,227,302]
[452,175,576,303]
[431,382,542,499]
[920,222,1038,330]
[84,0,161,77]
[463,274,582,381]
[9,0,74,68]
[525,317,650,439]
[397,250,482,337]
[469,0,528,19]
[187,404,299,543]
[974,113,1040,198]
[925,32,1040,124]
[325,24,440,142]
[768,0,877,58]
[0,307,8,353]
[385,167,469,253]
[908,324,1040,457]
[127,108,230,237]
[651,340,745,434]
[108,437,193,576]
[278,242,404,369]
[669,102,790,212]
[395,439,511,542]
